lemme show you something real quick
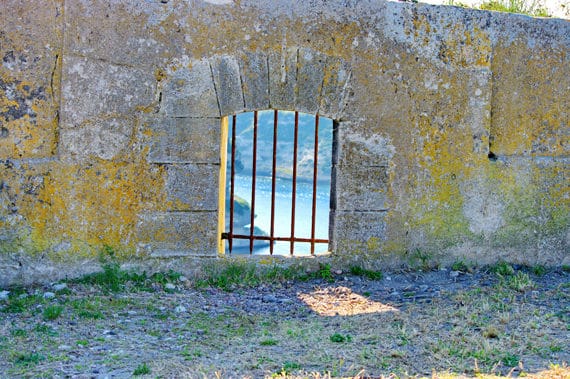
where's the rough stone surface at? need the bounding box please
[331,211,388,255]
[146,117,220,164]
[136,212,217,257]
[210,55,245,116]
[165,164,219,211]
[160,59,220,118]
[239,52,270,112]
[0,0,568,285]
[60,117,134,161]
[60,56,155,128]
[334,166,389,211]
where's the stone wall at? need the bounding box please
[1,0,568,285]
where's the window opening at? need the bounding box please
[219,110,333,256]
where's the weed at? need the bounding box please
[15,352,44,366]
[479,0,550,17]
[491,261,515,277]
[133,362,151,376]
[451,260,471,272]
[280,361,301,374]
[34,323,58,336]
[531,265,547,276]
[482,326,499,339]
[151,270,182,285]
[310,263,334,282]
[330,333,352,343]
[260,338,278,346]
[71,299,105,319]
[42,305,64,321]
[408,249,433,270]
[2,294,42,313]
[349,266,383,280]
[507,272,535,292]
[562,265,570,272]
[76,339,89,347]
[195,259,258,291]
[10,328,27,337]
[501,352,520,366]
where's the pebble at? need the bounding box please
[43,292,55,299]
[450,271,460,278]
[419,285,429,292]
[53,283,67,291]
[178,276,188,282]
[334,269,343,275]
[262,294,278,303]
[175,305,187,313]
[58,345,72,351]
[165,283,176,290]
[0,290,9,300]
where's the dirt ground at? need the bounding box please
[0,266,568,378]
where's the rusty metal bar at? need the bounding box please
[229,115,237,254]
[249,111,258,254]
[231,234,328,244]
[310,115,320,255]
[270,110,278,255]
[290,111,299,255]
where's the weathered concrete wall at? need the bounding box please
[1,0,568,284]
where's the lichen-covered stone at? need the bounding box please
[210,55,245,116]
[160,59,220,118]
[60,56,155,128]
[136,212,217,257]
[1,0,568,285]
[165,164,219,211]
[146,117,220,164]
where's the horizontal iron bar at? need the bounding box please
[229,234,328,244]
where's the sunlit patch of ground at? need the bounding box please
[298,286,399,316]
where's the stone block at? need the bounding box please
[59,117,133,161]
[136,211,217,257]
[161,59,220,118]
[239,52,270,112]
[146,117,220,164]
[61,56,155,128]
[330,210,387,252]
[336,124,395,167]
[296,48,325,115]
[268,48,297,111]
[319,57,351,120]
[165,164,219,211]
[64,0,172,67]
[334,165,389,211]
[210,55,244,116]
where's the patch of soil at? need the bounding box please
[0,267,568,378]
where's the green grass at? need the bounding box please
[260,338,279,346]
[15,352,45,366]
[491,261,515,277]
[447,0,550,17]
[506,271,535,292]
[133,362,151,376]
[42,305,64,321]
[330,333,352,343]
[479,0,550,17]
[349,265,383,280]
[2,294,43,314]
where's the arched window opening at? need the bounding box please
[219,110,334,256]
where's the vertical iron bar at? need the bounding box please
[310,115,319,255]
[229,115,237,254]
[270,110,278,255]
[290,111,299,255]
[249,111,258,254]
